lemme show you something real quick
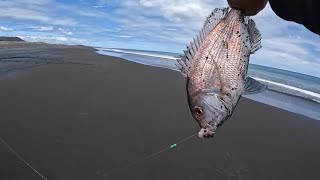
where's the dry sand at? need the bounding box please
[0,42,320,180]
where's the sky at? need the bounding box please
[0,0,320,77]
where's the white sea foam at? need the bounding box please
[252,77,320,102]
[98,48,178,60]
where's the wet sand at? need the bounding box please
[0,42,320,180]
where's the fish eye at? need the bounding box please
[194,106,203,116]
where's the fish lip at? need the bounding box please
[200,121,214,129]
[198,122,216,138]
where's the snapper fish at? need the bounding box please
[176,7,266,138]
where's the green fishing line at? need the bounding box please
[170,144,177,148]
[107,133,197,176]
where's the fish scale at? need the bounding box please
[177,7,265,138]
[202,12,240,88]
[191,24,230,91]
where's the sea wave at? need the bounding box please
[252,77,320,104]
[97,48,178,60]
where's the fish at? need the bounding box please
[176,7,266,138]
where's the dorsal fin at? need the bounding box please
[176,7,230,77]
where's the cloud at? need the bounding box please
[18,35,84,44]
[93,5,104,8]
[139,0,209,21]
[0,0,108,26]
[64,31,73,36]
[0,6,77,26]
[245,3,320,76]
[58,28,73,36]
[30,26,54,32]
[115,35,132,38]
[0,26,13,32]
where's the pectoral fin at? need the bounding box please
[243,77,267,94]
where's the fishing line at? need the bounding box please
[142,132,198,160]
[0,136,48,180]
[107,132,198,176]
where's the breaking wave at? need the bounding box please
[96,48,178,60]
[252,77,320,104]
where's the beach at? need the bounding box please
[0,42,320,180]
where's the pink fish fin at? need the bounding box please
[247,19,262,54]
[176,47,193,77]
[203,7,230,37]
[176,57,188,77]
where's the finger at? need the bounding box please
[227,0,268,16]
[244,0,268,16]
[227,0,249,10]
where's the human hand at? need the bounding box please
[227,0,268,16]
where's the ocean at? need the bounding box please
[96,48,320,120]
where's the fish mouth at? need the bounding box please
[198,122,216,138]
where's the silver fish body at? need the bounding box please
[177,8,265,138]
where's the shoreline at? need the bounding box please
[96,48,320,120]
[1,42,320,180]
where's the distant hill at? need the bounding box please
[0,37,25,42]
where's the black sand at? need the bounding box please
[0,42,320,180]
